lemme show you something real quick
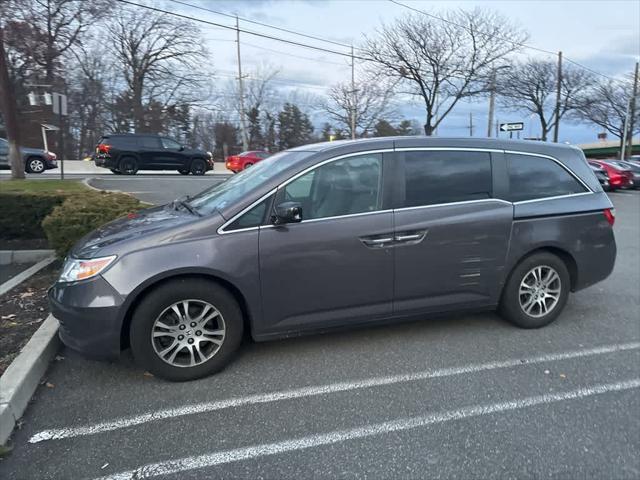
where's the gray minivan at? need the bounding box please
[49,137,616,381]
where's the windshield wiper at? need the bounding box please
[171,196,201,216]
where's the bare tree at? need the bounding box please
[574,76,640,147]
[363,9,527,135]
[108,7,206,132]
[11,0,112,84]
[496,58,593,141]
[325,77,396,138]
[0,26,24,179]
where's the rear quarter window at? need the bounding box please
[109,136,139,149]
[506,154,586,202]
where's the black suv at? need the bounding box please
[94,134,213,175]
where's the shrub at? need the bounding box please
[42,191,145,257]
[0,192,67,239]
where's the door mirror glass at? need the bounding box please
[273,201,303,225]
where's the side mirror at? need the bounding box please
[272,201,303,225]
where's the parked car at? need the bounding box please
[618,160,640,188]
[0,137,57,173]
[94,134,213,175]
[589,163,611,191]
[589,160,635,189]
[225,150,271,173]
[50,138,616,381]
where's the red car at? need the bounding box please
[225,151,271,173]
[589,160,635,190]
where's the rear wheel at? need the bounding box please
[26,157,45,174]
[499,252,570,329]
[119,157,138,175]
[110,169,122,175]
[243,162,253,170]
[190,159,206,176]
[129,279,243,381]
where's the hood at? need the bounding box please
[71,205,221,258]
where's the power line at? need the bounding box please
[167,0,363,52]
[242,41,348,67]
[388,0,618,81]
[115,0,365,60]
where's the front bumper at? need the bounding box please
[48,275,126,360]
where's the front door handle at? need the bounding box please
[361,237,394,248]
[394,231,427,245]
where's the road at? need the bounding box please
[0,191,639,480]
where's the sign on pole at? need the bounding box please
[52,93,67,116]
[499,122,524,132]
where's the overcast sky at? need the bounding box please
[162,0,640,144]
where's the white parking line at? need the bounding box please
[28,342,640,444]
[96,378,640,480]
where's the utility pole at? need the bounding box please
[468,111,473,137]
[626,61,638,159]
[487,68,496,137]
[553,51,563,143]
[0,27,24,179]
[235,16,248,152]
[350,44,356,140]
[621,97,631,161]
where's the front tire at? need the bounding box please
[499,252,570,329]
[190,159,207,176]
[26,157,45,174]
[129,279,244,381]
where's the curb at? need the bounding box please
[0,256,57,297]
[0,250,55,265]
[0,315,60,445]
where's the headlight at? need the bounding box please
[59,255,117,282]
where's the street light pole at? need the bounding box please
[553,51,563,143]
[487,68,496,137]
[350,44,356,140]
[235,15,248,152]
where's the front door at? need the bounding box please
[259,152,394,334]
[392,150,512,314]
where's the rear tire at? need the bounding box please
[499,252,570,329]
[25,157,45,174]
[129,278,244,381]
[190,158,207,176]
[243,162,253,170]
[119,156,138,175]
[110,169,122,175]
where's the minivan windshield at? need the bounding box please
[188,150,313,216]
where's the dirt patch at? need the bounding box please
[0,261,61,376]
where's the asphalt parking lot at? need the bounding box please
[0,190,638,479]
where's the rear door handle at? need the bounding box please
[395,234,422,241]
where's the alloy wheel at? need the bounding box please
[518,265,561,318]
[151,299,226,367]
[29,159,45,172]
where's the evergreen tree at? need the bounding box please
[277,103,314,149]
[373,119,397,137]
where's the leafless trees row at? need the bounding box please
[1,0,637,167]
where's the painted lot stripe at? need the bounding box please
[97,379,640,480]
[29,342,640,444]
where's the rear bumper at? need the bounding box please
[95,155,117,169]
[48,275,125,360]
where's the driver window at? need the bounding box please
[161,138,181,150]
[282,153,382,221]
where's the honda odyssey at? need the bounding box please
[49,137,617,381]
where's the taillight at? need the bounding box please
[98,143,111,154]
[603,208,615,226]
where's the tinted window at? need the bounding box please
[282,153,382,220]
[108,136,138,148]
[161,138,181,149]
[226,198,269,230]
[402,151,492,208]
[139,136,161,148]
[506,154,586,202]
